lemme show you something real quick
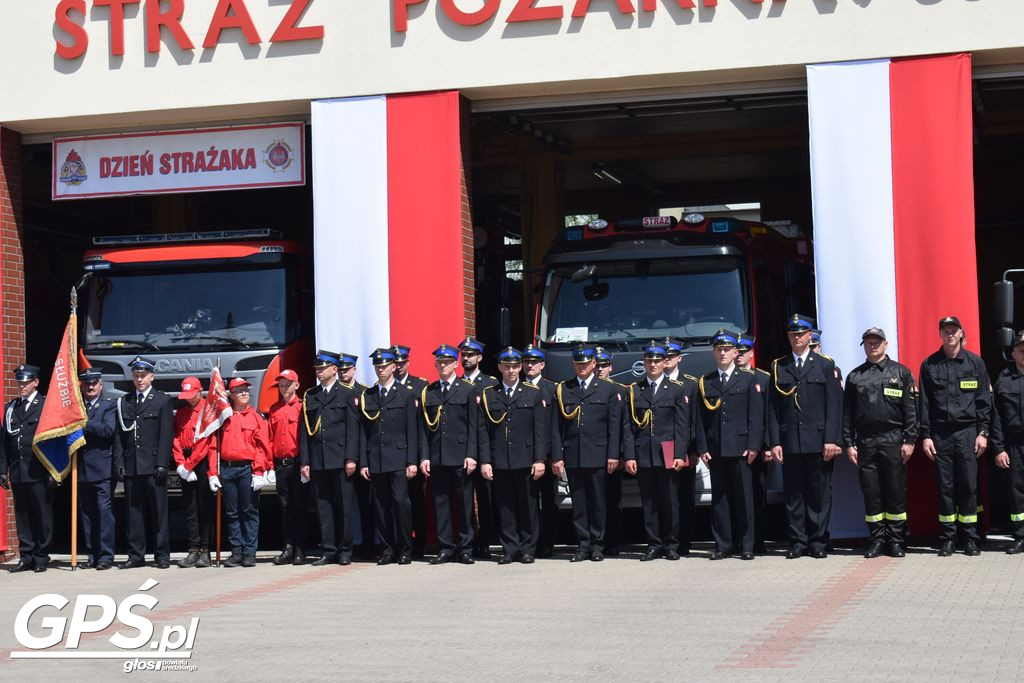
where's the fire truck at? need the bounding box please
[77,229,312,413]
[534,212,816,508]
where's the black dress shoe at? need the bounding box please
[864,541,885,559]
[121,558,146,569]
[520,554,535,564]
[664,550,681,561]
[377,553,395,566]
[430,550,453,565]
[590,549,604,562]
[34,564,48,573]
[272,546,294,566]
[963,540,981,557]
[292,550,305,565]
[570,548,590,563]
[938,540,956,557]
[96,561,112,570]
[1007,539,1024,555]
[640,548,661,562]
[888,542,905,558]
[785,547,805,560]
[739,552,755,561]
[709,551,728,561]
[312,555,336,567]
[10,560,34,573]
[338,555,352,566]
[155,558,171,569]
[498,555,517,565]
[809,548,828,559]
[397,553,412,565]
[457,552,475,565]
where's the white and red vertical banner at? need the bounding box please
[808,53,977,538]
[312,92,468,386]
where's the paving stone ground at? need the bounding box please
[2,540,1023,681]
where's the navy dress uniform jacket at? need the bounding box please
[421,378,479,467]
[360,383,418,474]
[1,394,47,483]
[625,377,689,468]
[552,376,623,468]
[298,382,362,471]
[481,383,547,470]
[116,390,174,476]
[699,369,764,457]
[767,354,843,452]
[79,397,117,483]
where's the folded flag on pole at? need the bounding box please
[32,305,87,483]
[196,367,232,440]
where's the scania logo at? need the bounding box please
[631,360,645,377]
[154,358,215,374]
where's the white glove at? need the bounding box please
[300,472,310,484]
[251,474,265,491]
[187,470,198,483]
[176,464,190,481]
[265,469,277,486]
[209,476,222,492]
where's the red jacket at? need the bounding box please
[172,404,211,472]
[268,395,301,461]
[209,406,271,477]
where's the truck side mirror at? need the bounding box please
[571,265,596,283]
[994,280,1015,328]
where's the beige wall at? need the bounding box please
[2,0,1022,133]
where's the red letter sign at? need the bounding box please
[440,0,501,26]
[203,0,262,48]
[146,0,195,53]
[55,0,89,59]
[94,0,141,56]
[270,0,325,42]
[393,0,427,32]
[571,0,635,18]
[507,0,564,23]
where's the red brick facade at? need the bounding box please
[0,126,24,559]
[459,96,477,336]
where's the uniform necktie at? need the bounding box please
[381,387,387,399]
[506,386,513,398]
[720,371,728,384]
[652,381,658,395]
[796,357,803,370]
[441,382,448,397]
[137,392,144,403]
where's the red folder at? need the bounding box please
[661,441,688,469]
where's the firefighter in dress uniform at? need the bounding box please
[552,344,623,562]
[393,345,430,559]
[481,348,547,564]
[698,331,764,560]
[662,337,704,555]
[919,316,991,557]
[299,351,362,566]
[767,315,843,560]
[523,344,560,557]
[843,328,918,559]
[625,341,689,561]
[595,347,629,556]
[420,344,479,565]
[359,348,419,565]
[116,356,174,569]
[991,331,1024,555]
[76,368,117,570]
[459,336,500,558]
[735,334,771,554]
[1,365,52,572]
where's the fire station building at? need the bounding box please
[1,1,1023,555]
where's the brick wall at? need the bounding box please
[459,96,476,336]
[0,126,25,559]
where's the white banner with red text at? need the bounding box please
[52,123,305,200]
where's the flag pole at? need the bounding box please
[70,287,79,571]
[215,357,222,568]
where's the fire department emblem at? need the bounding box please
[263,139,294,173]
[59,149,88,186]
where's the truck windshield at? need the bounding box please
[84,265,294,352]
[540,257,749,343]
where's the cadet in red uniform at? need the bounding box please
[209,378,271,567]
[173,376,213,569]
[269,369,308,566]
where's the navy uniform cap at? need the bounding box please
[736,333,756,351]
[79,368,103,382]
[458,337,485,354]
[711,329,739,348]
[370,348,397,366]
[642,341,666,359]
[662,337,684,356]
[572,344,596,363]
[313,350,341,367]
[496,347,523,364]
[339,352,358,368]
[129,356,156,372]
[938,316,962,330]
[1013,330,1024,348]
[595,346,613,365]
[810,329,822,346]
[786,314,815,332]
[13,364,40,382]
[433,344,459,360]
[391,345,411,362]
[522,344,546,361]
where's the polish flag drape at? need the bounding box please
[32,309,87,483]
[808,53,977,538]
[195,367,232,440]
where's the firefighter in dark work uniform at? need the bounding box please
[522,344,559,557]
[920,316,991,556]
[843,328,918,559]
[393,344,430,559]
[459,336,500,558]
[991,331,1024,555]
[625,341,689,561]
[1,364,52,573]
[663,336,704,555]
[768,315,843,560]
[420,344,479,565]
[116,356,175,569]
[552,344,623,562]
[595,347,629,556]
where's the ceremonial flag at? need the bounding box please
[32,306,88,483]
[196,367,232,440]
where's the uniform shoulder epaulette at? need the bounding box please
[667,378,685,387]
[399,382,414,391]
[523,380,538,387]
[482,384,498,393]
[739,366,755,374]
[818,353,835,362]
[703,370,717,379]
[598,377,617,384]
[755,367,770,377]
[521,383,539,390]
[485,374,497,381]
[682,373,699,382]
[460,378,475,388]
[339,380,355,389]
[303,386,318,396]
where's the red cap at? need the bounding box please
[276,369,299,383]
[179,376,202,400]
[227,377,252,390]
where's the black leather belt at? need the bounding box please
[221,459,252,468]
[275,457,296,467]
